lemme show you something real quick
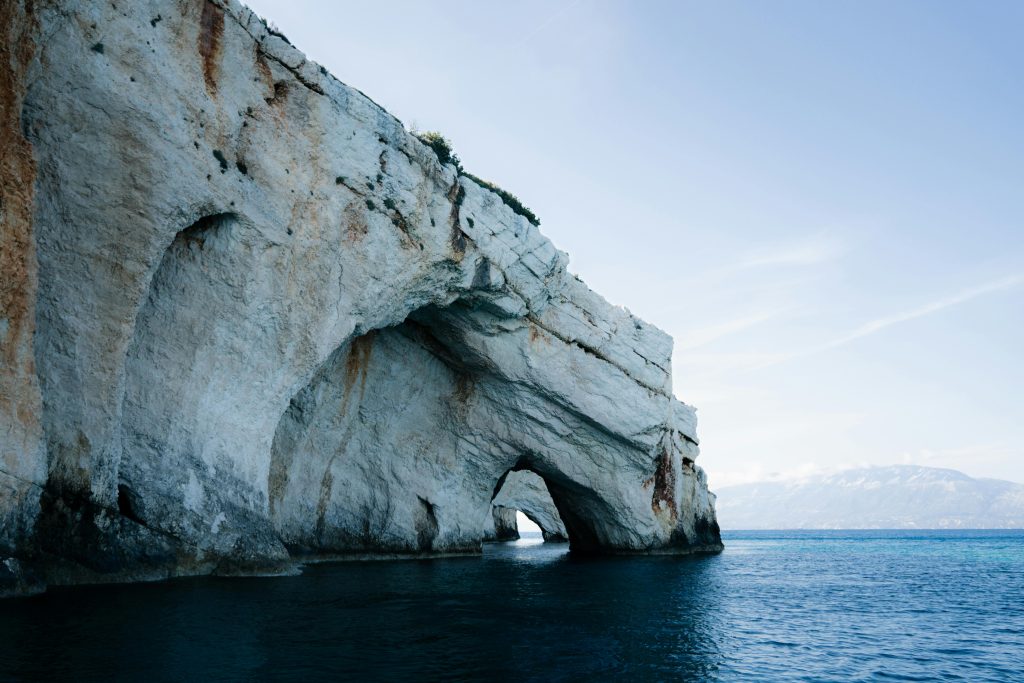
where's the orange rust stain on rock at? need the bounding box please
[453,374,475,404]
[526,325,553,347]
[198,0,224,93]
[342,201,368,241]
[342,332,376,409]
[651,446,678,521]
[256,55,273,88]
[0,1,40,419]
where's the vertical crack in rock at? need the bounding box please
[447,179,467,259]
[414,497,439,552]
[652,443,678,522]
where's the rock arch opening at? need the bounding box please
[515,511,544,537]
[266,302,654,558]
[487,469,568,543]
[269,311,487,556]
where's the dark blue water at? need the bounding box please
[2,530,1022,681]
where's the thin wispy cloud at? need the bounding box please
[675,307,791,351]
[677,272,1024,378]
[812,273,1024,354]
[665,234,844,293]
[654,234,842,323]
[721,238,844,274]
[513,0,585,49]
[674,351,793,379]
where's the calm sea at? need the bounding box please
[1,530,1022,681]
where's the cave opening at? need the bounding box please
[116,484,143,525]
[515,511,542,537]
[488,468,569,545]
[268,300,625,558]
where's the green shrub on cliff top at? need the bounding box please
[414,131,461,171]
[414,130,540,227]
[460,172,539,227]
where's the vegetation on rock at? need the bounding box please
[414,130,541,226]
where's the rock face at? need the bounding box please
[0,0,721,594]
[484,507,521,542]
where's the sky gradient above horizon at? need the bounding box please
[244,0,1024,487]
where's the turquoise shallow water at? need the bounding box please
[1,530,1022,681]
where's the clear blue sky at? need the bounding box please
[244,0,1024,487]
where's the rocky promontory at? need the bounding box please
[0,0,720,596]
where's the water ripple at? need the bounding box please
[0,530,1022,681]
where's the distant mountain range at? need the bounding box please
[714,465,1024,530]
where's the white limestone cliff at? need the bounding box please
[0,0,721,595]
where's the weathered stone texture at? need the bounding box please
[0,0,720,594]
[0,0,46,570]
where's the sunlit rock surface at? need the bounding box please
[0,0,720,594]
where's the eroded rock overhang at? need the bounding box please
[0,0,721,593]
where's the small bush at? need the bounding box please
[414,131,461,171]
[414,130,540,226]
[265,20,292,46]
